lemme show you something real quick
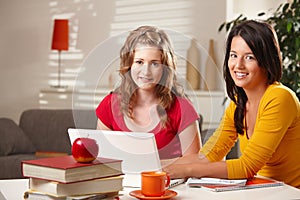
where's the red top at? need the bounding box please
[96,93,199,159]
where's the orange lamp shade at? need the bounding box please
[51,19,69,51]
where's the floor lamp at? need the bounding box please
[51,19,69,88]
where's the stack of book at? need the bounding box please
[22,155,123,199]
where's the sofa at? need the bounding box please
[0,109,239,180]
[0,109,97,179]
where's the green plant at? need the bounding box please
[219,0,300,100]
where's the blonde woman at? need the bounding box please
[96,26,201,159]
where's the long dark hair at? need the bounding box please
[223,20,282,134]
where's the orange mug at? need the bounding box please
[141,171,170,197]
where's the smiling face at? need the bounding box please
[130,46,163,90]
[228,36,268,91]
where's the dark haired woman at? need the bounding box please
[164,20,300,188]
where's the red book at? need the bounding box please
[244,177,284,189]
[22,155,123,183]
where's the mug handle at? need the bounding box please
[165,174,171,188]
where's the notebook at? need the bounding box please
[186,177,283,192]
[68,128,184,188]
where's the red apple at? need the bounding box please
[72,137,99,163]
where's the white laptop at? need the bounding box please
[68,128,184,188]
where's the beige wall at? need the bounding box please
[0,0,285,122]
[228,0,287,20]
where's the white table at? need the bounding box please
[1,179,300,200]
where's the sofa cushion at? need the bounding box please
[18,109,97,154]
[0,118,36,156]
[19,109,75,154]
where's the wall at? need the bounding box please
[0,0,227,122]
[229,0,287,20]
[0,0,286,123]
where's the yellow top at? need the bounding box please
[200,82,300,188]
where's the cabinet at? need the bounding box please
[186,90,225,129]
[39,89,225,130]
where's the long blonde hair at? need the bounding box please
[115,25,185,127]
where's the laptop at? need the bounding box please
[68,128,184,188]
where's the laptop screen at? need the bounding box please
[68,128,162,174]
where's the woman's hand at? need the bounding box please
[163,163,192,179]
[162,153,208,179]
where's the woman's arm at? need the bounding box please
[179,120,201,155]
[165,162,228,179]
[160,120,201,168]
[96,119,111,130]
[164,102,237,179]
[162,153,208,166]
[163,154,228,179]
[165,86,299,180]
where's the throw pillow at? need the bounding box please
[0,118,36,156]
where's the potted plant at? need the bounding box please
[218,0,300,100]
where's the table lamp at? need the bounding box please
[51,19,69,88]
